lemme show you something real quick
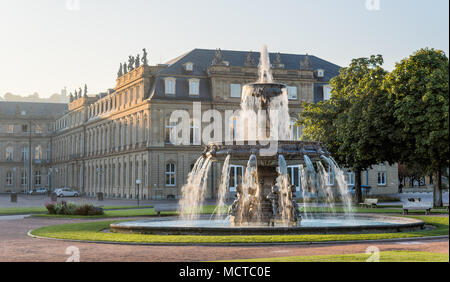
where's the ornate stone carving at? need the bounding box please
[300,54,313,70]
[211,48,226,65]
[245,51,256,66]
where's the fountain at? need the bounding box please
[110,46,425,235]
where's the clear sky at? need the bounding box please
[0,0,448,98]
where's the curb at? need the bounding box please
[27,230,449,247]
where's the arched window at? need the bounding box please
[165,163,176,186]
[165,118,176,144]
[6,171,13,186]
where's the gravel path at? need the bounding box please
[0,217,447,262]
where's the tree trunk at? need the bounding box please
[355,169,363,204]
[434,167,443,208]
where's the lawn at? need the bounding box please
[29,216,449,244]
[215,251,449,262]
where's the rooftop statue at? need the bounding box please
[128,56,135,71]
[142,48,148,66]
[135,54,141,68]
[84,84,88,97]
[78,87,82,99]
[118,63,123,77]
[123,62,128,74]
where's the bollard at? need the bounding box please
[10,193,17,203]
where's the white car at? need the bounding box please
[28,188,48,195]
[56,188,79,198]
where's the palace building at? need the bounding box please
[0,48,399,198]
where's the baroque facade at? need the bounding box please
[0,48,399,198]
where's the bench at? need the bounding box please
[154,205,178,216]
[359,198,378,208]
[403,202,433,215]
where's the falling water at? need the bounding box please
[236,154,261,224]
[178,156,213,221]
[277,155,294,224]
[321,155,355,217]
[316,161,337,215]
[213,154,231,219]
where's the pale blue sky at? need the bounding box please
[0,0,448,98]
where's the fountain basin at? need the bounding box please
[110,214,425,235]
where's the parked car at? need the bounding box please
[55,188,79,198]
[348,185,371,196]
[28,188,48,195]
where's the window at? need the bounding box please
[22,147,29,161]
[317,69,324,78]
[346,172,355,186]
[229,116,239,142]
[290,119,301,141]
[165,78,176,95]
[185,62,194,71]
[6,146,13,161]
[189,79,200,96]
[378,172,386,186]
[190,120,200,145]
[229,165,244,192]
[165,163,176,186]
[327,166,335,186]
[165,120,177,144]
[35,125,42,134]
[22,124,28,132]
[323,85,332,101]
[6,171,13,186]
[21,171,27,186]
[287,86,298,100]
[287,165,301,192]
[35,171,41,186]
[230,84,241,98]
[6,124,14,133]
[35,145,42,160]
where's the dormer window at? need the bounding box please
[287,86,298,100]
[165,77,176,95]
[184,62,194,72]
[317,69,325,78]
[189,79,200,96]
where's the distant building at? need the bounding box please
[0,49,399,197]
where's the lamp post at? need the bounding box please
[136,179,141,207]
[96,167,104,200]
[48,167,59,193]
[12,167,17,193]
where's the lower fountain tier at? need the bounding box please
[203,140,330,166]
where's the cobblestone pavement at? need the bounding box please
[0,217,447,262]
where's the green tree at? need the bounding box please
[299,55,399,203]
[386,48,449,207]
